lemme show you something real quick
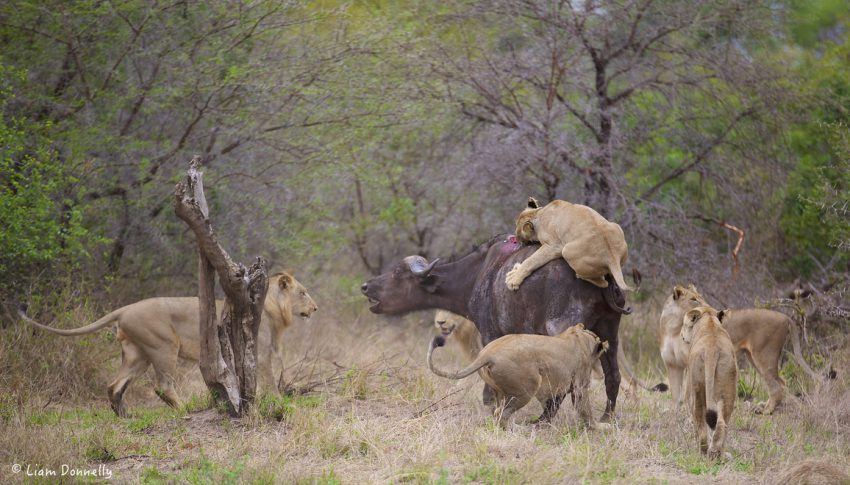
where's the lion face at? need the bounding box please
[434,310,458,336]
[664,284,708,318]
[273,272,318,319]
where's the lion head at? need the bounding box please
[682,306,722,344]
[264,271,318,327]
[515,196,541,244]
[663,284,708,319]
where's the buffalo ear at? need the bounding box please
[673,286,684,300]
[527,197,540,209]
[422,275,439,294]
[278,273,293,290]
[631,268,642,288]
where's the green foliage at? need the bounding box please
[782,123,850,275]
[778,2,850,276]
[255,393,323,421]
[0,64,93,292]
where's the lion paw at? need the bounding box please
[753,401,775,415]
[591,422,613,431]
[505,264,525,291]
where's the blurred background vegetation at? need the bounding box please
[0,0,847,324]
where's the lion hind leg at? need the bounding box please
[108,342,150,417]
[495,394,532,428]
[751,349,785,415]
[149,344,181,409]
[564,244,609,288]
[691,378,708,453]
[708,399,729,460]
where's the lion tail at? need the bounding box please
[617,345,667,392]
[787,314,823,381]
[427,335,489,380]
[18,306,121,336]
[608,259,633,292]
[704,349,720,430]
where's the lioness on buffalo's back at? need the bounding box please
[361,234,629,422]
[506,197,631,291]
[20,272,317,416]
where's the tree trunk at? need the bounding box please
[173,156,268,416]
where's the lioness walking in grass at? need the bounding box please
[428,323,609,428]
[682,306,737,460]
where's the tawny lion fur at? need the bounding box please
[772,459,850,485]
[20,272,317,417]
[428,323,609,428]
[659,285,818,414]
[506,197,630,291]
[433,310,655,395]
[433,310,482,364]
[682,306,737,460]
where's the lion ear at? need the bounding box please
[278,273,293,290]
[688,284,697,292]
[685,308,702,324]
[673,286,684,300]
[527,197,540,209]
[522,220,534,233]
[717,309,728,322]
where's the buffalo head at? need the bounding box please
[361,256,440,314]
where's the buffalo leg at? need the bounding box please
[599,337,621,422]
[482,384,495,408]
[538,394,565,422]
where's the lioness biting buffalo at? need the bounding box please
[20,271,317,416]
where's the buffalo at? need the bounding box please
[361,234,630,422]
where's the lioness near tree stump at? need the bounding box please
[174,157,269,417]
[18,271,316,417]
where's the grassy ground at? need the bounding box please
[1,301,849,484]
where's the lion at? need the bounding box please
[659,285,818,414]
[432,310,657,396]
[718,308,819,414]
[773,459,850,485]
[659,284,709,410]
[505,197,630,291]
[682,306,737,460]
[428,323,609,429]
[433,310,482,364]
[19,271,317,416]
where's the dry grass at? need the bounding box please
[1,299,849,484]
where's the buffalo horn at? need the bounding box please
[405,256,440,277]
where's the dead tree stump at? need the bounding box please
[174,156,268,416]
